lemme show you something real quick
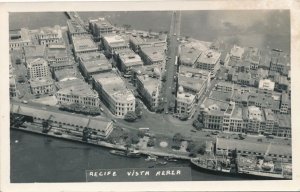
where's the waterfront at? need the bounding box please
[11,130,248,182]
[9,10,290,53]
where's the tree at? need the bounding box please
[192,119,203,130]
[147,137,155,147]
[135,105,142,118]
[173,133,183,143]
[137,130,146,138]
[124,111,138,122]
[131,134,140,144]
[186,141,196,152]
[197,144,206,155]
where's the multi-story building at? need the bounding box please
[46,45,69,65]
[115,48,143,73]
[129,33,167,53]
[178,73,207,99]
[36,25,63,46]
[259,79,275,91]
[71,35,98,58]
[26,58,49,79]
[215,81,234,93]
[102,35,128,54]
[195,49,221,77]
[243,47,261,70]
[93,72,135,118]
[244,106,265,134]
[23,45,46,63]
[270,49,290,76]
[55,79,100,107]
[67,19,89,37]
[179,46,202,66]
[78,52,112,80]
[280,92,290,114]
[54,68,77,82]
[139,45,166,66]
[30,77,55,95]
[9,75,17,98]
[9,28,31,51]
[227,45,245,62]
[263,108,276,135]
[275,114,291,138]
[89,18,113,40]
[176,86,196,118]
[136,74,161,111]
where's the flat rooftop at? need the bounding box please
[178,75,206,93]
[10,28,31,43]
[79,52,112,73]
[54,68,77,81]
[67,19,87,34]
[117,48,143,67]
[93,72,135,102]
[30,77,54,88]
[38,25,62,39]
[56,78,98,98]
[90,17,113,28]
[179,46,202,65]
[137,75,160,95]
[72,35,98,53]
[230,45,245,58]
[197,49,221,65]
[177,91,196,104]
[103,35,126,44]
[140,45,165,63]
[10,103,111,133]
[24,45,46,59]
[46,47,68,59]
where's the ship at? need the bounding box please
[109,149,141,158]
[191,155,292,180]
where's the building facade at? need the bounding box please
[26,58,50,79]
[30,77,55,95]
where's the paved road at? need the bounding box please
[163,11,181,113]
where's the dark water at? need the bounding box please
[9,10,289,182]
[11,130,248,182]
[9,10,290,53]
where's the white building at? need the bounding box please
[259,79,275,91]
[30,77,55,95]
[36,25,63,46]
[195,49,221,77]
[93,72,135,118]
[102,35,128,54]
[9,28,31,50]
[116,49,143,73]
[26,58,50,79]
[139,45,166,66]
[56,79,100,107]
[89,18,113,39]
[176,86,196,119]
[246,106,265,134]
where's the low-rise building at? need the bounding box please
[195,49,221,77]
[245,106,265,134]
[179,46,202,66]
[9,28,32,50]
[93,72,135,118]
[30,76,55,95]
[56,79,100,107]
[11,103,113,138]
[139,45,166,66]
[72,35,98,58]
[243,47,261,70]
[136,74,161,111]
[36,25,63,46]
[89,18,113,39]
[78,52,112,80]
[26,58,50,79]
[215,81,234,93]
[280,92,290,114]
[102,35,128,54]
[115,48,143,73]
[228,45,245,61]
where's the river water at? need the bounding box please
[9,10,289,182]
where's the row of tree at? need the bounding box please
[59,103,101,116]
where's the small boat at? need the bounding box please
[145,155,157,161]
[148,165,155,168]
[156,161,167,165]
[109,149,141,158]
[164,157,178,162]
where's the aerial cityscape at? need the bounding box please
[9,11,292,182]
